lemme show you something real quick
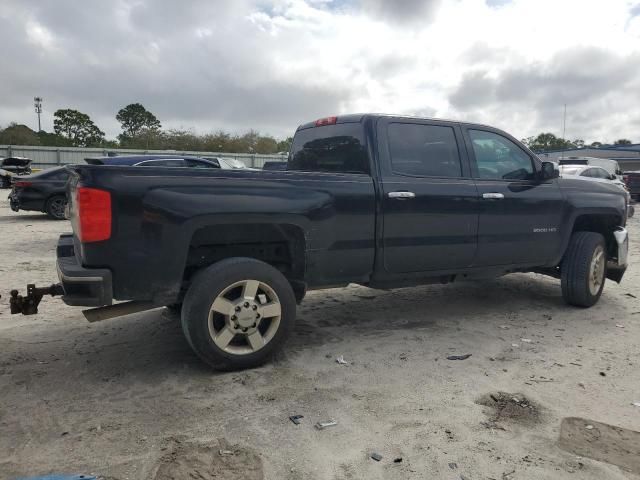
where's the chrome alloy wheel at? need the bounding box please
[208,279,282,355]
[588,245,605,296]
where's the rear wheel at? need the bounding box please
[561,232,606,307]
[45,195,67,220]
[181,257,296,371]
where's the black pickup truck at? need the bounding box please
[10,114,630,371]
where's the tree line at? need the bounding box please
[0,105,634,154]
[0,103,293,154]
[521,133,634,151]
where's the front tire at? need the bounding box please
[181,257,296,371]
[561,232,606,307]
[45,195,67,220]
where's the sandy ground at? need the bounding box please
[1,197,640,480]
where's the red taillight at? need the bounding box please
[315,116,337,127]
[76,187,111,243]
[14,181,32,187]
[623,175,629,183]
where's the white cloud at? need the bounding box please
[0,0,638,143]
[25,20,55,50]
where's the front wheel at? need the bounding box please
[181,257,296,371]
[561,232,606,307]
[45,195,67,220]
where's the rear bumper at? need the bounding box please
[56,234,113,306]
[8,191,45,212]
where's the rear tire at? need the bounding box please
[561,232,606,307]
[45,195,67,220]
[181,257,296,371]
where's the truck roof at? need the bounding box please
[295,113,497,131]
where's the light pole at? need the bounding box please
[34,97,43,132]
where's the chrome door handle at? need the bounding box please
[388,191,416,199]
[482,192,504,199]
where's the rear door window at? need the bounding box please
[288,124,369,174]
[469,129,535,181]
[592,168,610,179]
[387,123,462,177]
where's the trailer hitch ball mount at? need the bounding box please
[9,283,64,315]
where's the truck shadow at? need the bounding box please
[0,213,57,222]
[286,274,568,351]
[1,272,625,383]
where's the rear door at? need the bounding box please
[463,127,564,266]
[378,118,479,273]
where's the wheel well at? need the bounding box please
[571,214,621,258]
[182,223,306,298]
[46,193,66,201]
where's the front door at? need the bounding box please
[379,118,479,273]
[463,127,564,266]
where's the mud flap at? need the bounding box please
[606,263,626,283]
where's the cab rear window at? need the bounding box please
[288,124,369,174]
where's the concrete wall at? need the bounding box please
[0,145,287,169]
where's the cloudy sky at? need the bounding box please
[1,0,639,142]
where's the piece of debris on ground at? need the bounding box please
[289,415,304,425]
[336,355,349,365]
[315,420,337,430]
[447,354,472,360]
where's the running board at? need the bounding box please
[83,301,156,323]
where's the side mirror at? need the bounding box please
[540,161,559,181]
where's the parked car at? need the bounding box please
[558,157,623,178]
[11,114,629,372]
[0,157,33,188]
[9,155,253,220]
[558,164,627,188]
[9,166,70,219]
[558,164,634,218]
[86,155,251,169]
[623,171,640,201]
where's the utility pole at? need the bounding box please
[34,97,43,132]
[561,103,567,160]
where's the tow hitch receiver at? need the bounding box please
[10,284,64,315]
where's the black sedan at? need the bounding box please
[9,166,69,219]
[8,155,248,220]
[85,154,252,169]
